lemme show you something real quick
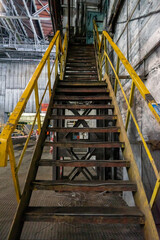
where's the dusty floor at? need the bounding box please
[0,141,144,240]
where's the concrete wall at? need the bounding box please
[0,60,55,124]
[105,0,160,222]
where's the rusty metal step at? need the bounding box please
[64,78,98,81]
[32,180,136,192]
[59,79,100,82]
[68,52,95,56]
[66,63,96,67]
[39,159,130,167]
[49,115,117,120]
[58,81,105,86]
[67,57,94,60]
[68,51,95,54]
[47,127,120,133]
[67,60,96,63]
[66,67,97,71]
[25,206,144,224]
[54,95,112,101]
[65,72,97,75]
[52,104,114,109]
[65,70,97,73]
[56,87,109,93]
[45,141,124,148]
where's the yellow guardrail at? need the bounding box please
[0,27,68,202]
[93,20,160,209]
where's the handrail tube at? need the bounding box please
[104,50,159,180]
[93,19,160,124]
[102,30,160,123]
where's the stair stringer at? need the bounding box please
[104,73,159,240]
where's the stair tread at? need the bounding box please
[58,82,106,86]
[54,95,112,100]
[65,71,97,74]
[39,159,130,167]
[66,64,96,67]
[52,104,114,109]
[47,127,120,133]
[67,58,96,65]
[49,115,117,120]
[32,180,136,192]
[33,180,135,185]
[66,67,97,70]
[56,88,108,93]
[64,77,98,81]
[67,58,95,61]
[25,206,144,217]
[24,206,144,224]
[45,141,124,148]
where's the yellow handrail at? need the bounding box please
[0,27,69,202]
[93,20,160,209]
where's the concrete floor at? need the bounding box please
[0,141,144,240]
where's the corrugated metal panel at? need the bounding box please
[3,61,51,113]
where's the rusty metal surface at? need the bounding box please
[52,104,114,109]
[50,115,117,120]
[32,180,137,192]
[22,191,144,239]
[21,222,144,240]
[47,127,120,133]
[38,159,130,167]
[45,141,124,148]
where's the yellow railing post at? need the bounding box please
[60,53,63,80]
[150,178,160,208]
[125,81,135,131]
[104,37,108,75]
[48,56,51,98]
[34,82,41,134]
[55,35,60,78]
[8,138,21,202]
[114,56,120,96]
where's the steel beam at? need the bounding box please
[9,0,28,38]
[0,0,22,43]
[32,3,48,16]
[22,0,39,43]
[32,0,45,40]
[37,0,50,14]
[0,14,51,21]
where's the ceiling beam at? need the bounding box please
[38,0,50,14]
[32,3,49,16]
[0,14,51,21]
[32,0,45,40]
[22,0,39,43]
[0,0,22,43]
[9,0,28,38]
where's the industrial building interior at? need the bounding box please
[0,0,160,239]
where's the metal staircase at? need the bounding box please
[6,44,150,239]
[1,25,160,239]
